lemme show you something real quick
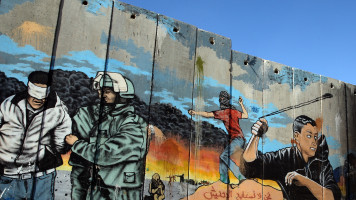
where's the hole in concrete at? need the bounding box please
[130,14,136,19]
[209,37,215,45]
[244,60,248,65]
[173,27,179,33]
[274,68,279,74]
[82,1,88,5]
[330,83,334,89]
[354,89,356,96]
[304,77,308,82]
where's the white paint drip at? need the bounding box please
[335,113,342,140]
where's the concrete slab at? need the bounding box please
[190,29,232,190]
[144,15,197,199]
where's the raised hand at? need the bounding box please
[238,97,243,104]
[251,118,268,137]
[188,109,196,115]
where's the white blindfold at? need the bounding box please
[28,81,50,99]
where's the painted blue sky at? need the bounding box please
[122,0,356,86]
[0,34,291,130]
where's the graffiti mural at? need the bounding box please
[66,72,148,199]
[243,116,341,199]
[0,0,355,200]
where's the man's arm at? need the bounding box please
[243,135,260,162]
[66,115,147,166]
[285,171,335,200]
[243,119,267,162]
[188,109,214,118]
[53,106,72,154]
[238,97,248,119]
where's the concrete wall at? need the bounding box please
[0,0,355,199]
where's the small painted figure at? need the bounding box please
[149,173,165,200]
[0,71,71,200]
[243,115,341,200]
[66,72,147,200]
[188,91,248,184]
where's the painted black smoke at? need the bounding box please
[0,70,228,148]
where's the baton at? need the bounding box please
[260,93,333,118]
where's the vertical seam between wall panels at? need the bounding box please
[147,14,159,117]
[320,75,324,200]
[344,84,350,199]
[261,60,265,200]
[292,68,295,200]
[142,12,159,200]
[292,68,295,130]
[89,2,115,199]
[49,0,64,73]
[187,27,198,200]
[103,1,114,72]
[31,0,64,199]
[226,49,233,200]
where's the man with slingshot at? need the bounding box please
[189,91,248,184]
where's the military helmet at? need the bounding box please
[93,72,135,99]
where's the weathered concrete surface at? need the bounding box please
[190,29,232,189]
[55,170,71,199]
[55,0,112,61]
[0,0,62,199]
[321,77,348,197]
[293,68,322,123]
[0,1,355,200]
[346,83,356,199]
[0,0,61,55]
[263,61,294,144]
[144,15,197,199]
[108,2,158,198]
[262,60,294,196]
[108,1,157,104]
[52,1,113,197]
[0,0,60,80]
[293,68,323,198]
[231,51,265,195]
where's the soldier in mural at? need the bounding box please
[243,115,341,200]
[0,71,71,199]
[189,91,248,183]
[65,72,148,200]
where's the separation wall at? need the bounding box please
[0,0,355,199]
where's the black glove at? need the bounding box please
[252,119,268,137]
[257,120,268,137]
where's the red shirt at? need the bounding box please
[213,109,244,140]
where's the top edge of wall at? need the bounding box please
[117,1,355,87]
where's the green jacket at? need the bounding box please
[69,104,147,188]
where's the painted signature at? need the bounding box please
[203,186,232,199]
[236,191,272,200]
[203,186,272,200]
